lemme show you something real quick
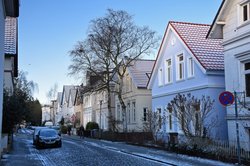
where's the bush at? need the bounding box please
[86,122,99,130]
[60,125,68,134]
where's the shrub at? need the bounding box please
[60,125,68,134]
[86,122,99,130]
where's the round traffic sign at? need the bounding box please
[219,91,234,106]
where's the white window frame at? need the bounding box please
[132,101,136,123]
[188,57,194,78]
[165,58,172,84]
[127,102,131,123]
[238,0,250,25]
[244,62,250,97]
[176,54,185,81]
[158,68,163,86]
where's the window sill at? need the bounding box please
[176,79,185,83]
[165,82,173,86]
[187,76,195,80]
[237,20,250,29]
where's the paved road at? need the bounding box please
[1,129,235,166]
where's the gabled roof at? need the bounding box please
[57,92,62,106]
[69,88,77,106]
[5,17,18,77]
[148,21,224,88]
[207,0,227,39]
[61,85,77,105]
[128,59,155,88]
[170,21,224,70]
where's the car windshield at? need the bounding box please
[40,130,57,137]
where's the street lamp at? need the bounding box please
[51,100,57,126]
[99,100,103,139]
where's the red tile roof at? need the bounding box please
[5,17,17,55]
[170,21,224,70]
[128,59,155,88]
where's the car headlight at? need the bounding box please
[55,136,61,141]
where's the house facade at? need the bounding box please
[60,85,77,125]
[115,59,154,132]
[207,0,250,150]
[80,76,115,131]
[0,0,19,154]
[55,92,63,125]
[4,17,18,94]
[148,21,228,142]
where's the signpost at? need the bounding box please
[219,91,241,165]
[219,91,234,106]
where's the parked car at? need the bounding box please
[35,128,62,148]
[33,126,48,145]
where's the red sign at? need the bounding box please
[219,91,234,106]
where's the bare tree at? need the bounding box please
[141,109,165,142]
[68,9,159,132]
[46,83,58,103]
[167,93,218,139]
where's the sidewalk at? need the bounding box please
[0,133,42,166]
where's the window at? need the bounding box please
[188,57,194,77]
[168,107,172,130]
[143,108,148,121]
[180,105,185,130]
[245,62,250,97]
[127,102,130,123]
[177,54,184,80]
[132,101,136,122]
[116,105,121,121]
[157,108,162,129]
[194,104,201,136]
[240,1,250,24]
[165,59,172,83]
[242,4,249,22]
[158,68,163,86]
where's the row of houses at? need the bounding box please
[44,59,154,133]
[0,0,19,155]
[44,0,250,151]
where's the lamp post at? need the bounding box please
[51,100,56,126]
[234,91,241,165]
[99,100,103,139]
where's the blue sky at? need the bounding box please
[18,0,222,104]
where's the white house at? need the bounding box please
[4,17,18,94]
[115,59,154,132]
[42,105,51,123]
[0,0,19,155]
[148,21,228,142]
[207,0,250,150]
[55,92,63,125]
[60,85,77,125]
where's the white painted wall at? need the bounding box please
[222,0,250,151]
